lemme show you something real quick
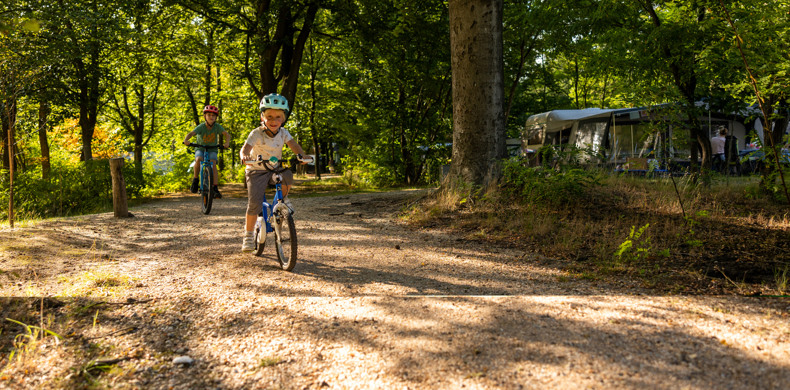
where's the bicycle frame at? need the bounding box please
[198,159,214,194]
[188,143,222,214]
[259,173,287,234]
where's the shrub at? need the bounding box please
[0,159,144,221]
[500,158,601,207]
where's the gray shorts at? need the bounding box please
[245,169,294,216]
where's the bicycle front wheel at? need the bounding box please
[201,165,213,215]
[254,217,266,256]
[273,209,297,271]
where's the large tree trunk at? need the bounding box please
[448,0,506,187]
[38,100,51,180]
[72,33,103,162]
[247,1,319,106]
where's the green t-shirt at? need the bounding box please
[193,122,226,146]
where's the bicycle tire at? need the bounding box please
[273,209,297,271]
[201,164,213,214]
[254,220,266,256]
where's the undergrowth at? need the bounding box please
[404,159,790,295]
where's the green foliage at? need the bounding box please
[340,155,397,189]
[775,265,789,294]
[500,157,601,207]
[0,159,144,221]
[680,213,705,248]
[4,317,62,364]
[615,223,652,263]
[1,0,788,219]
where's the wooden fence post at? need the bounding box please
[109,158,130,218]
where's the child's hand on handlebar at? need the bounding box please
[297,154,313,164]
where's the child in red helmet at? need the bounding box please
[183,105,230,198]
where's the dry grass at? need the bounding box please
[403,173,790,295]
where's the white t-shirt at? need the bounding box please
[244,126,294,171]
[711,135,726,155]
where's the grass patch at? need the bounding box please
[259,356,282,368]
[404,167,789,295]
[58,269,134,298]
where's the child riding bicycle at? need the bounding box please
[183,104,230,198]
[240,93,312,252]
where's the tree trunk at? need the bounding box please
[643,1,710,173]
[1,99,9,172]
[38,100,51,180]
[110,158,130,218]
[2,97,18,175]
[5,98,16,228]
[76,49,101,162]
[309,58,321,180]
[304,38,321,180]
[134,86,145,182]
[448,0,506,187]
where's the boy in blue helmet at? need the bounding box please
[239,93,312,252]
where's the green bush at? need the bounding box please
[0,159,145,221]
[500,157,601,207]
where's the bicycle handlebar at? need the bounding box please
[243,154,312,172]
[244,155,286,173]
[186,143,226,150]
[296,154,314,164]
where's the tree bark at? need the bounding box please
[5,97,17,228]
[38,100,51,180]
[308,41,321,180]
[448,0,506,187]
[110,158,130,218]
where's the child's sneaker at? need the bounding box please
[241,232,255,252]
[190,178,199,193]
[212,186,222,199]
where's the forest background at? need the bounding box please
[1,0,789,221]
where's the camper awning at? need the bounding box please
[524,108,617,133]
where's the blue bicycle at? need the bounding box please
[244,155,309,271]
[187,143,223,215]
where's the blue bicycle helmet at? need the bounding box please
[259,93,290,113]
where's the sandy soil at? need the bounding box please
[1,187,789,389]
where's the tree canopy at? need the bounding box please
[1,0,788,219]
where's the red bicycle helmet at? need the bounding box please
[203,105,219,115]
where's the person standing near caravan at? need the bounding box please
[711,126,727,172]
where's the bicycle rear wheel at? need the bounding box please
[201,164,213,214]
[273,209,297,271]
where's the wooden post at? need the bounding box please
[109,158,129,218]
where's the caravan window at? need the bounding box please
[523,125,543,145]
[545,126,572,146]
[607,123,662,159]
[575,118,609,154]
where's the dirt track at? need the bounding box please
[1,188,789,389]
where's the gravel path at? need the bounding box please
[1,188,789,389]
